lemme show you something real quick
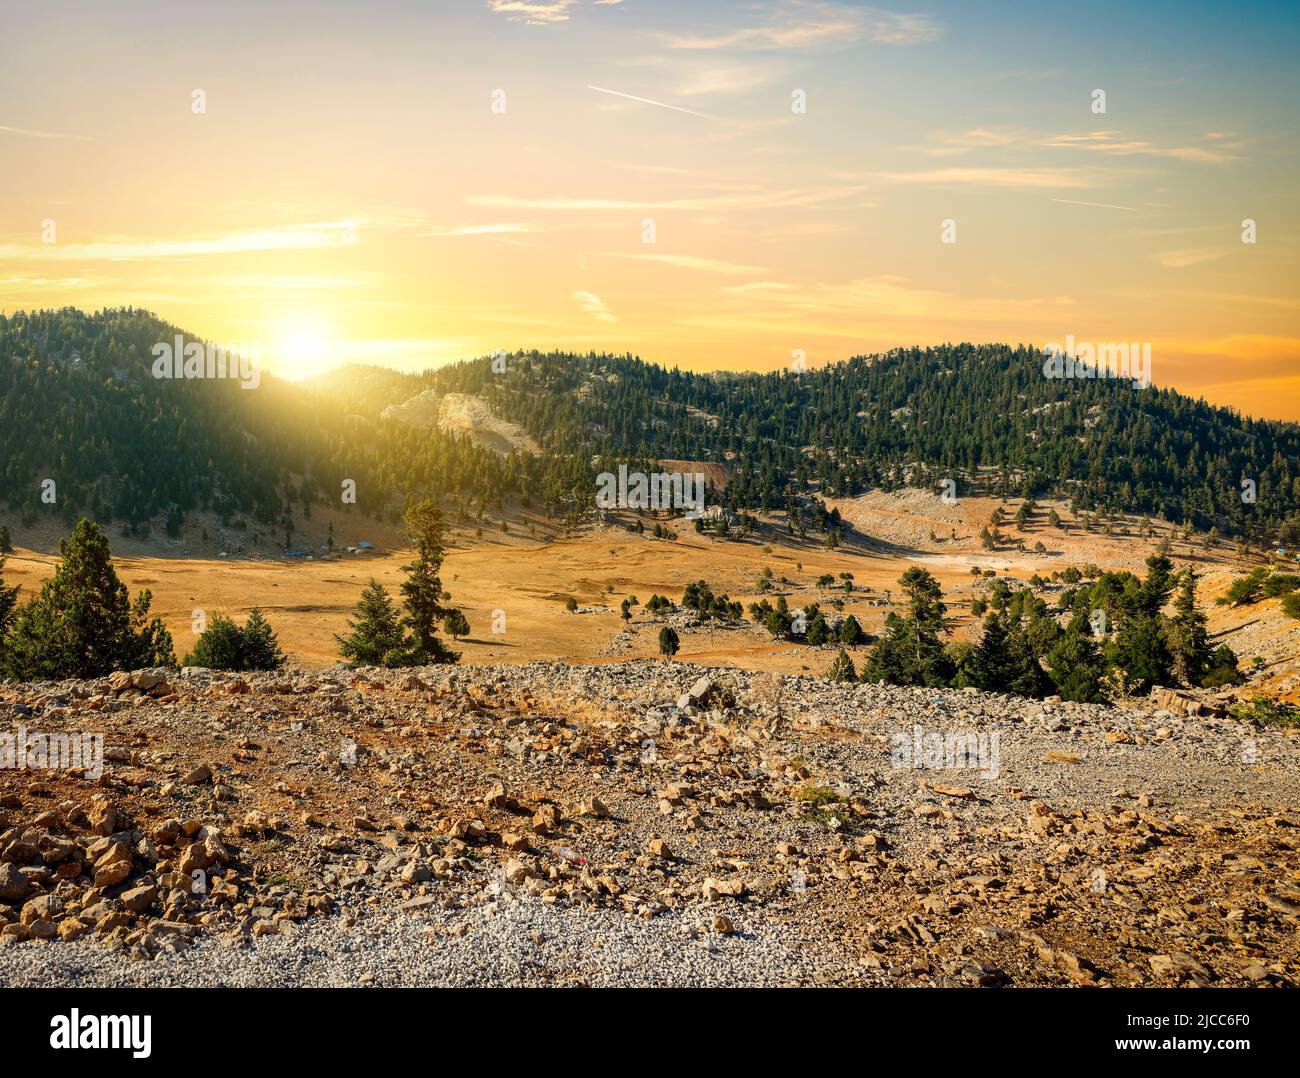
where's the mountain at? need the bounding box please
[2,308,1297,544]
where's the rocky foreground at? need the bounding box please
[0,661,1297,988]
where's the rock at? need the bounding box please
[677,676,717,710]
[1105,730,1135,745]
[578,797,610,819]
[399,862,431,885]
[504,858,535,885]
[242,810,272,834]
[120,882,158,913]
[1150,953,1210,981]
[0,862,31,901]
[132,670,168,692]
[483,783,509,809]
[92,843,133,887]
[87,797,117,837]
[702,877,746,900]
[648,838,672,859]
[711,914,734,935]
[181,763,213,785]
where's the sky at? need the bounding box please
[2,0,1298,419]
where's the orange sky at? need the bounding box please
[2,0,1297,419]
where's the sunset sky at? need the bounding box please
[2,0,1297,419]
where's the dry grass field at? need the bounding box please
[4,490,1295,697]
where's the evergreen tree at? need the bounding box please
[0,554,20,664]
[658,625,679,659]
[185,615,246,671]
[1045,614,1107,702]
[826,649,856,682]
[862,568,952,687]
[1166,569,1211,687]
[2,519,174,679]
[806,610,830,645]
[1201,644,1245,687]
[443,609,470,641]
[399,497,459,664]
[240,608,286,670]
[838,614,864,646]
[973,613,1016,690]
[336,579,408,666]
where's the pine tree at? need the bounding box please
[2,519,174,679]
[0,554,21,662]
[838,614,863,646]
[1166,569,1210,687]
[1045,615,1107,702]
[973,613,1016,690]
[826,649,856,682]
[184,614,245,670]
[399,497,458,664]
[336,579,408,666]
[658,625,679,659]
[241,608,286,670]
[443,609,470,641]
[806,610,830,645]
[862,568,952,687]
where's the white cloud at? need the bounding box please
[573,290,618,321]
[663,3,942,50]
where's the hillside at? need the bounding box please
[3,309,1298,548]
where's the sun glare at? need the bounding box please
[274,318,333,380]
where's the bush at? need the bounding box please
[443,609,470,641]
[658,626,679,658]
[185,608,285,671]
[1283,591,1300,619]
[1228,696,1300,727]
[825,649,856,682]
[1200,644,1245,688]
[1262,572,1300,598]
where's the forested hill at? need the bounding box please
[2,308,1297,544]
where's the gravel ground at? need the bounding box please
[0,896,840,987]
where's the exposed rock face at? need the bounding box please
[0,661,1297,986]
[380,390,540,456]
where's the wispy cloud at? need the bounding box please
[420,222,548,237]
[487,1,580,25]
[1051,197,1142,212]
[1047,131,1239,164]
[662,3,942,50]
[470,185,867,212]
[0,124,92,141]
[0,221,358,261]
[1150,246,1230,269]
[487,0,621,24]
[872,167,1091,190]
[596,252,766,275]
[573,289,618,321]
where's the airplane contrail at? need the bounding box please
[1051,197,1141,212]
[586,84,715,120]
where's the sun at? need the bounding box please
[274,318,334,380]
